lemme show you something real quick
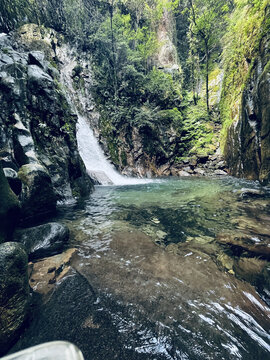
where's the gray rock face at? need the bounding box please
[0,27,93,221]
[224,30,270,183]
[14,222,70,260]
[0,242,29,355]
[28,51,46,69]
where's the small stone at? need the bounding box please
[151,217,160,224]
[178,170,190,177]
[216,160,226,169]
[214,169,227,176]
[189,157,197,167]
[156,230,167,239]
[48,266,56,273]
[182,166,193,173]
[194,168,205,176]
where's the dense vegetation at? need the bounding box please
[220,0,270,149]
[1,0,269,168]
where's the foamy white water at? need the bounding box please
[77,116,152,186]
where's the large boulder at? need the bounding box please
[14,222,70,260]
[0,242,29,355]
[3,167,22,195]
[18,163,57,222]
[0,164,20,243]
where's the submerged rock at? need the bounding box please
[216,233,270,260]
[0,242,29,355]
[233,257,269,290]
[235,188,267,199]
[28,248,77,295]
[14,222,70,260]
[232,215,270,239]
[217,253,235,272]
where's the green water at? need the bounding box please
[13,177,270,360]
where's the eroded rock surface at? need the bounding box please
[224,30,270,183]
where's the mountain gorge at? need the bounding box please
[0,0,270,358]
[1,0,269,181]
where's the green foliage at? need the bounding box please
[220,0,270,149]
[4,0,262,168]
[0,0,33,32]
[88,2,186,165]
[144,68,182,108]
[185,0,231,113]
[158,108,183,127]
[181,95,216,155]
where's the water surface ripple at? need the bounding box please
[15,177,270,359]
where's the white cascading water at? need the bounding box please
[77,115,151,186]
[58,46,151,186]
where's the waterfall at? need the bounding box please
[77,115,152,185]
[58,46,151,186]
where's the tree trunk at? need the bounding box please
[109,0,118,106]
[205,41,210,115]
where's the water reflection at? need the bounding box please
[65,178,270,359]
[15,177,270,359]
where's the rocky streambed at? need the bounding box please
[6,177,270,360]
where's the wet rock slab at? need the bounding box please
[0,242,29,356]
[18,164,57,222]
[11,272,160,360]
[14,222,70,260]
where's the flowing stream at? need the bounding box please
[13,177,270,360]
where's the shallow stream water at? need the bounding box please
[13,177,270,360]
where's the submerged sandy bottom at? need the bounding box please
[12,177,270,359]
[72,226,270,360]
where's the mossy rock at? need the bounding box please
[0,164,20,243]
[18,164,57,222]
